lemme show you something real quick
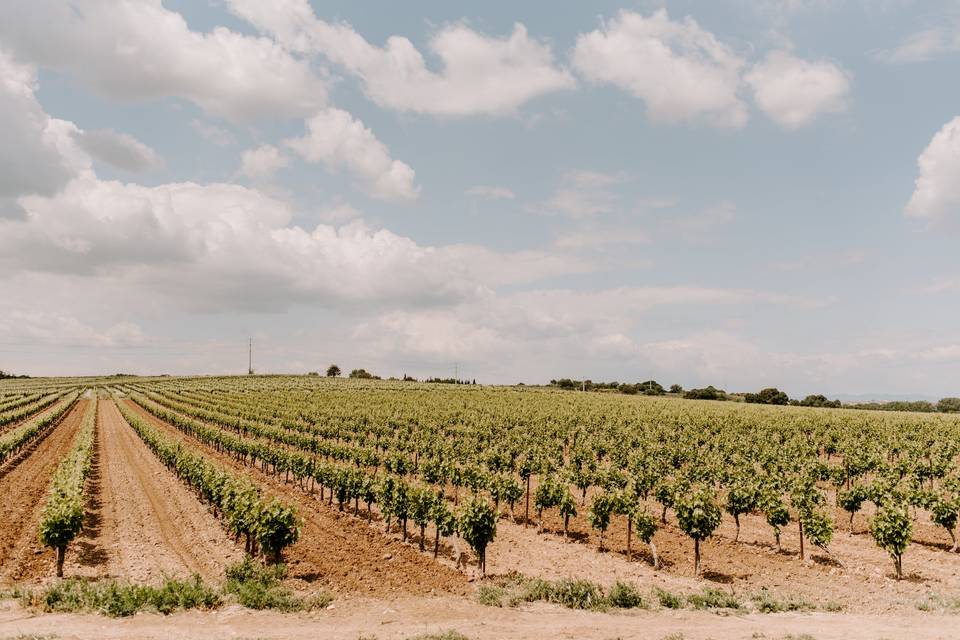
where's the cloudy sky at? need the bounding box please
[1,0,959,396]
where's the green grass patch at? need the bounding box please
[685,587,741,611]
[654,587,685,609]
[223,557,332,612]
[476,574,644,611]
[750,588,815,613]
[15,558,333,618]
[19,576,221,617]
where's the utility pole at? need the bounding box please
[248,338,253,375]
[454,362,459,381]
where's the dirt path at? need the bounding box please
[122,399,468,597]
[2,595,959,640]
[63,400,242,583]
[0,400,87,584]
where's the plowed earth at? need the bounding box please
[122,399,469,598]
[59,399,243,583]
[0,400,87,583]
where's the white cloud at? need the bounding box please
[0,311,144,348]
[466,186,516,200]
[238,145,289,181]
[745,51,850,128]
[0,50,77,200]
[317,201,363,224]
[226,0,574,116]
[572,9,748,128]
[191,119,237,147]
[285,108,419,202]
[538,170,626,218]
[0,0,326,121]
[905,116,960,220]
[73,128,162,172]
[878,24,960,63]
[1,174,593,312]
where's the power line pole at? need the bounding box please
[248,338,253,375]
[454,361,459,381]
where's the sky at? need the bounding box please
[1,0,959,397]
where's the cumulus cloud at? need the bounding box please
[0,50,77,199]
[572,9,748,128]
[226,0,574,116]
[0,0,326,121]
[73,128,162,172]
[238,145,289,181]
[285,108,419,202]
[352,286,823,380]
[1,174,595,311]
[745,51,850,128]
[905,116,960,220]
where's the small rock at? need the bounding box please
[383,553,392,560]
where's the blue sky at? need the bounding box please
[1,0,959,397]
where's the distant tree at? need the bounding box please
[639,380,665,396]
[669,384,683,394]
[744,388,790,405]
[326,364,341,377]
[684,386,727,401]
[349,368,378,379]
[937,397,960,413]
[799,394,842,408]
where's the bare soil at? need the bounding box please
[508,493,960,613]
[122,400,469,597]
[1,595,958,640]
[0,400,87,583]
[56,399,244,583]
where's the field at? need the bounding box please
[1,375,959,640]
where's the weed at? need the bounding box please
[685,587,741,610]
[20,576,221,617]
[751,588,815,613]
[607,582,645,609]
[654,587,685,609]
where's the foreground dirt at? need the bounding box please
[61,400,243,583]
[123,400,468,597]
[0,401,87,583]
[502,491,960,614]
[1,595,959,640]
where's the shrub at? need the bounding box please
[686,587,741,610]
[607,581,645,609]
[654,587,684,609]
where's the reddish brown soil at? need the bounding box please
[122,399,469,598]
[59,400,244,583]
[0,400,87,583]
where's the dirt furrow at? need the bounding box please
[0,400,88,584]
[122,399,469,597]
[67,399,242,582]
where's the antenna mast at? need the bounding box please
[248,338,253,375]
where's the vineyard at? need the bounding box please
[1,375,960,633]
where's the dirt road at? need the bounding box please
[2,595,958,640]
